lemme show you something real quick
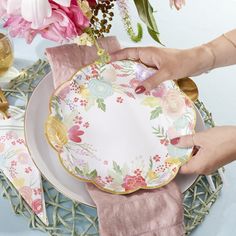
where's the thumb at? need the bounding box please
[179,152,203,174]
[135,69,171,93]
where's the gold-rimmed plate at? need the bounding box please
[25,72,204,206]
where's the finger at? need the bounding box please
[135,69,170,93]
[179,152,203,174]
[110,47,141,62]
[170,133,202,148]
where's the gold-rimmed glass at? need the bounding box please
[0,32,14,76]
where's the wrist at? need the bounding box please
[181,45,215,76]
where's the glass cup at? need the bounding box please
[0,32,14,76]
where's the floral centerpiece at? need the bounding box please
[0,0,185,45]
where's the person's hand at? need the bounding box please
[170,126,236,175]
[110,46,213,94]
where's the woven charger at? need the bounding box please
[0,60,223,235]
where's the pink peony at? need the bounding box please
[2,0,90,43]
[161,89,185,119]
[122,175,147,191]
[68,125,84,143]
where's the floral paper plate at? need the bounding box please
[45,60,196,194]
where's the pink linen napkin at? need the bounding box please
[45,36,121,88]
[87,182,184,236]
[46,36,185,236]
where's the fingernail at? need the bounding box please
[135,86,146,94]
[170,137,180,145]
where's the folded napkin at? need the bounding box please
[87,182,184,236]
[0,106,48,225]
[46,36,121,88]
[46,36,184,236]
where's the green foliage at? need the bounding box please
[96,98,106,112]
[150,107,162,120]
[134,0,163,45]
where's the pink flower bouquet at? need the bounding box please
[0,0,187,44]
[0,0,92,43]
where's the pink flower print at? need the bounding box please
[17,152,29,165]
[129,78,140,89]
[68,125,84,143]
[80,99,88,107]
[11,160,17,167]
[116,97,123,103]
[74,97,79,103]
[83,122,89,128]
[152,83,167,98]
[94,176,106,187]
[161,89,185,119]
[160,139,169,146]
[134,169,142,176]
[32,199,43,214]
[9,166,17,179]
[144,91,151,96]
[11,141,16,145]
[0,143,5,153]
[19,186,32,205]
[17,138,24,144]
[105,176,113,183]
[153,155,161,162]
[25,167,32,174]
[73,115,82,124]
[6,131,18,140]
[33,188,42,196]
[122,175,147,192]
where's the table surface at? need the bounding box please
[1,0,236,235]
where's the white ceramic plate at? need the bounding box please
[25,72,204,207]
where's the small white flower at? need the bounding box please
[74,33,94,47]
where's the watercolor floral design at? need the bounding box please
[47,60,196,194]
[0,130,47,224]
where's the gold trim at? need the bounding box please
[24,74,96,208]
[45,60,197,195]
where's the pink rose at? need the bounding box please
[122,175,147,191]
[31,199,43,214]
[161,89,185,119]
[68,125,84,143]
[152,83,167,98]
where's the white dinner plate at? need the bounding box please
[25,72,204,207]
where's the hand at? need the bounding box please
[170,126,236,175]
[110,46,213,93]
